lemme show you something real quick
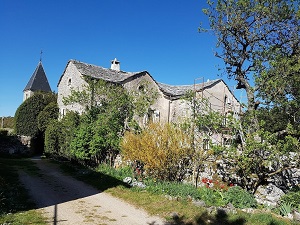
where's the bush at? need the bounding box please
[121,122,193,181]
[14,92,56,137]
[97,164,132,180]
[198,187,226,206]
[224,186,257,208]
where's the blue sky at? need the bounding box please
[0,0,244,117]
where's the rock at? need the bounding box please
[207,206,216,214]
[293,211,300,221]
[226,203,235,210]
[171,212,179,220]
[193,200,206,207]
[165,195,173,201]
[255,184,285,207]
[123,177,132,184]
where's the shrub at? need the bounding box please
[14,92,56,137]
[97,164,132,180]
[278,202,292,216]
[121,122,193,181]
[37,102,59,133]
[224,186,257,208]
[198,187,226,206]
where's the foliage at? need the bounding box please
[14,92,56,137]
[223,186,257,209]
[1,116,14,129]
[45,111,80,158]
[130,80,159,118]
[96,164,132,180]
[121,122,194,181]
[201,0,299,116]
[68,80,133,166]
[44,119,62,156]
[280,188,300,212]
[278,202,293,217]
[37,102,59,133]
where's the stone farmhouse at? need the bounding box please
[57,58,242,145]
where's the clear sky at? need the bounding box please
[0,0,244,117]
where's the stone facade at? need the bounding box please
[57,59,242,127]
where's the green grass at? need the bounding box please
[57,160,300,225]
[0,158,47,225]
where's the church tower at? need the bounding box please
[23,61,52,101]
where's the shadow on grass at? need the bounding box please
[165,209,246,225]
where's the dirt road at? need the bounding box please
[19,158,165,225]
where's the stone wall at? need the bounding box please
[57,61,87,117]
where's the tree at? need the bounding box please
[38,102,59,134]
[200,0,300,193]
[45,111,80,158]
[64,80,134,166]
[14,92,56,137]
[202,0,299,131]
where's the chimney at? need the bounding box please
[111,58,120,71]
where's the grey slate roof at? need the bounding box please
[24,62,52,92]
[157,79,222,97]
[67,60,225,99]
[71,60,143,83]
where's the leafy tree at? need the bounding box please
[200,0,300,193]
[201,0,299,131]
[66,80,134,166]
[14,92,56,137]
[45,111,80,158]
[62,78,159,166]
[38,102,59,133]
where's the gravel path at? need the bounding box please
[19,158,165,225]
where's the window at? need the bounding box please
[152,110,160,123]
[68,78,72,86]
[138,85,145,94]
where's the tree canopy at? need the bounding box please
[202,0,299,119]
[14,92,57,137]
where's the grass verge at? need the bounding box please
[57,160,299,225]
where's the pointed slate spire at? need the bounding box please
[23,62,51,92]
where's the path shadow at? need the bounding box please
[15,157,133,224]
[19,157,131,209]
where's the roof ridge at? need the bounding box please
[157,79,221,87]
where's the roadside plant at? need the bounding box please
[280,188,300,212]
[121,122,194,182]
[223,186,257,209]
[278,202,293,217]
